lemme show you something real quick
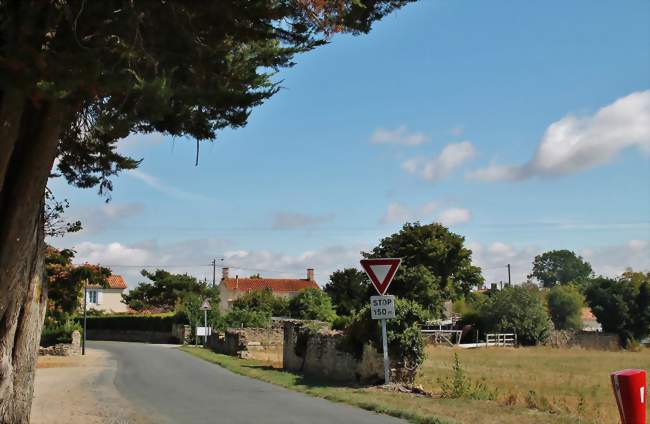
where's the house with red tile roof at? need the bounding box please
[217,267,319,313]
[85,275,128,313]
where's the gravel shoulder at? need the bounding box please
[31,348,154,424]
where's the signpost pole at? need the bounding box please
[82,280,87,356]
[381,318,389,385]
[203,309,208,347]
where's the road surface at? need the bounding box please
[90,341,405,424]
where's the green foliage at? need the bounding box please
[340,298,429,371]
[40,318,83,347]
[478,284,552,345]
[437,354,497,400]
[82,314,176,332]
[232,287,289,317]
[288,288,337,322]
[45,245,111,314]
[529,250,593,288]
[547,285,585,330]
[363,222,484,313]
[217,309,272,331]
[324,268,370,316]
[123,269,219,312]
[585,276,650,345]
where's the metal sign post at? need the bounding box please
[200,299,212,347]
[361,259,401,386]
[82,280,87,356]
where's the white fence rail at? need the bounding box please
[485,333,517,347]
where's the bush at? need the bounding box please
[340,298,429,378]
[547,285,584,330]
[288,288,337,322]
[478,284,552,345]
[216,308,271,331]
[232,287,289,317]
[438,353,497,400]
[41,318,82,347]
[80,313,176,332]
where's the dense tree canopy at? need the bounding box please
[363,222,484,315]
[232,287,290,317]
[585,276,650,345]
[546,285,584,331]
[529,250,593,288]
[288,287,337,322]
[123,269,219,312]
[324,268,370,316]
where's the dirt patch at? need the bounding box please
[31,348,153,424]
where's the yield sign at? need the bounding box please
[360,258,401,295]
[200,299,212,311]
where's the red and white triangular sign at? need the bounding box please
[360,258,401,295]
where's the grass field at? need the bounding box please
[180,345,649,424]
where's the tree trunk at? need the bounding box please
[0,99,66,423]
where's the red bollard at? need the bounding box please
[611,369,646,424]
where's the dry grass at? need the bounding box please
[418,345,650,423]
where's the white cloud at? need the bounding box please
[370,126,428,146]
[403,141,476,182]
[272,212,335,230]
[128,169,210,201]
[71,203,144,235]
[437,208,471,226]
[468,91,650,181]
[380,201,439,224]
[581,240,650,277]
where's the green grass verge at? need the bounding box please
[179,346,449,424]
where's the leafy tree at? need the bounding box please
[288,288,337,322]
[585,276,650,345]
[363,222,484,314]
[620,268,650,288]
[123,269,218,312]
[478,284,552,345]
[0,1,412,418]
[340,298,428,382]
[232,287,290,317]
[324,268,370,316]
[529,250,593,288]
[547,285,584,331]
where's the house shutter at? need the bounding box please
[97,290,103,305]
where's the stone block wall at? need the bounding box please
[545,330,620,350]
[209,322,284,364]
[283,322,383,383]
[172,323,192,344]
[39,330,81,356]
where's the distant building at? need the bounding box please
[217,267,319,313]
[581,307,602,332]
[85,275,128,313]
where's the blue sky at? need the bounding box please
[49,0,650,287]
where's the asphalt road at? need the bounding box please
[90,341,406,424]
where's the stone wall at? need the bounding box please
[209,322,284,365]
[283,322,383,383]
[86,329,174,343]
[172,323,192,344]
[545,330,620,350]
[39,331,81,356]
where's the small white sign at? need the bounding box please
[196,326,212,336]
[370,295,396,320]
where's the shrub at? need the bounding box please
[438,353,497,400]
[80,313,176,332]
[340,298,429,378]
[41,318,82,347]
[478,284,552,345]
[547,285,584,330]
[288,288,337,322]
[216,308,271,330]
[232,287,289,317]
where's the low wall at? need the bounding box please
[283,322,383,383]
[209,323,284,364]
[172,323,191,344]
[545,330,619,350]
[86,329,174,343]
[39,331,82,356]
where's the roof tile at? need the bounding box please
[223,278,318,293]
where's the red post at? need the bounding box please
[611,369,646,424]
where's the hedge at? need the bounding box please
[79,313,177,332]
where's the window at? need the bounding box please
[88,290,97,304]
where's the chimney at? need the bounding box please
[222,267,230,280]
[235,275,239,290]
[307,268,314,281]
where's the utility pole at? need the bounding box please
[507,264,511,286]
[212,259,216,287]
[82,279,87,356]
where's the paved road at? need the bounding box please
[90,341,405,424]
